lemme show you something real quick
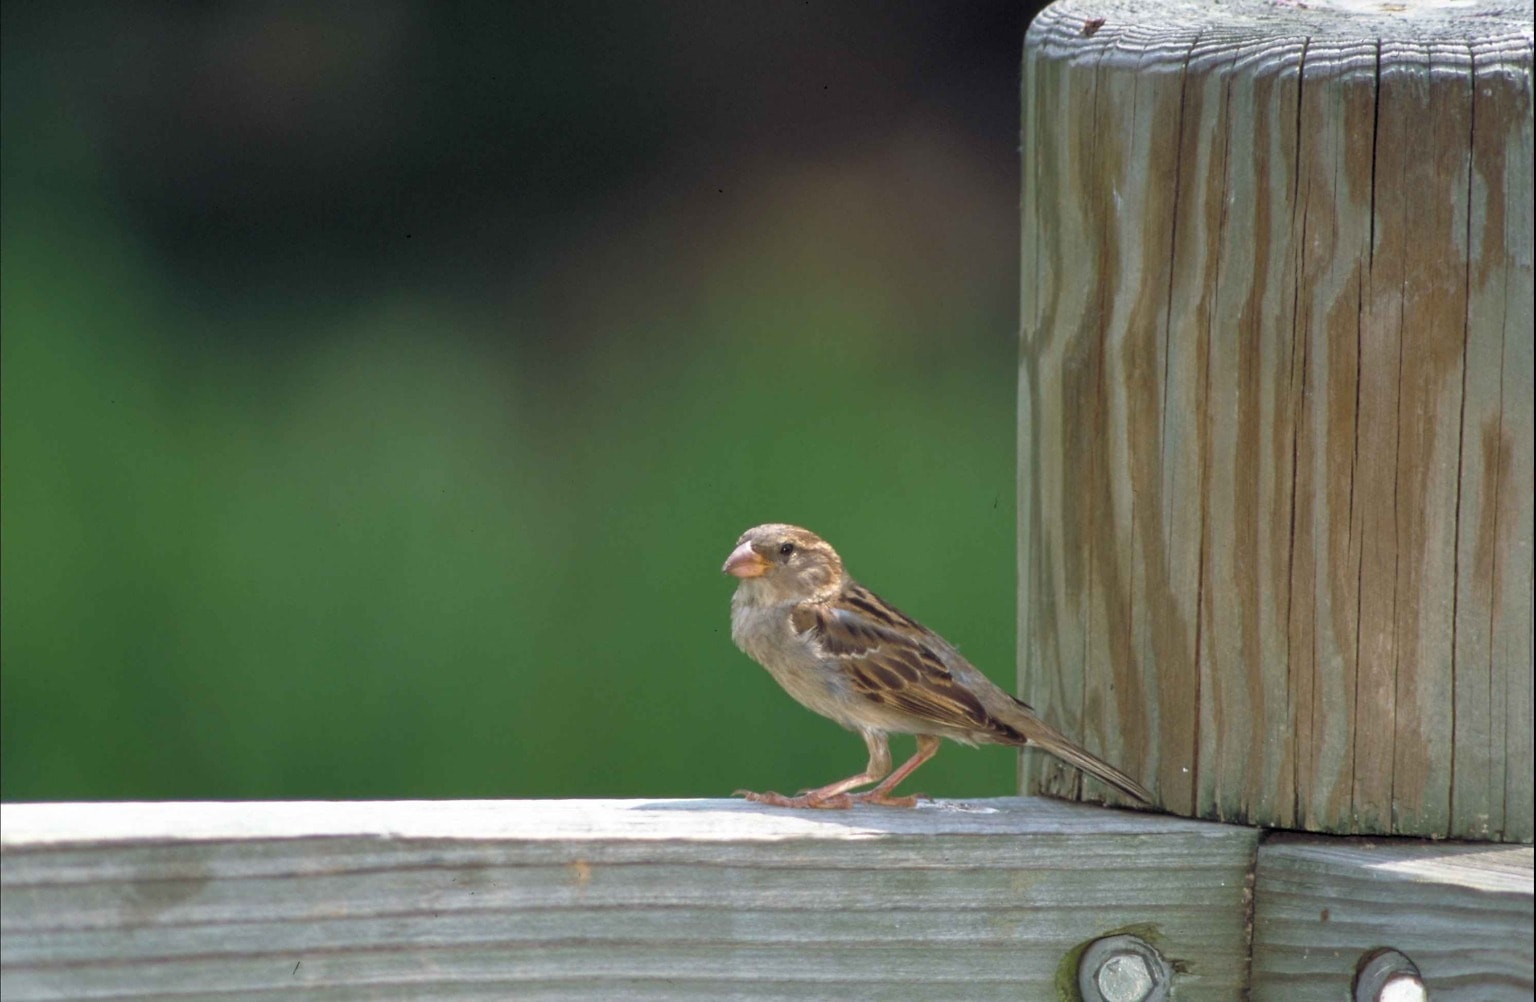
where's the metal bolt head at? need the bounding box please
[1096,951,1154,1001]
[1378,972,1427,1002]
[1078,934,1171,1002]
[1355,949,1426,1002]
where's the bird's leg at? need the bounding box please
[735,732,892,809]
[848,734,941,807]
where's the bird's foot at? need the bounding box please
[733,789,855,809]
[847,790,928,808]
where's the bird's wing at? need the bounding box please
[791,583,1025,742]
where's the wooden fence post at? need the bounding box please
[1018,0,1534,842]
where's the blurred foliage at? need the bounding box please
[2,1,1039,802]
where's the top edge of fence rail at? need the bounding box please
[0,796,1249,848]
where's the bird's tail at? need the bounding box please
[1030,730,1155,804]
[1009,703,1154,804]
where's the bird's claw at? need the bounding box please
[734,788,931,809]
[847,790,928,808]
[733,789,855,809]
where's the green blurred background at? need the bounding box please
[2,1,1044,802]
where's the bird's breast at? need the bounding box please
[729,598,809,667]
[730,597,857,726]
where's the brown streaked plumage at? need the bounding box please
[723,523,1154,809]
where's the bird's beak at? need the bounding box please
[722,540,770,578]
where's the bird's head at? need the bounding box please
[722,523,845,604]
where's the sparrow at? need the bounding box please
[723,523,1154,808]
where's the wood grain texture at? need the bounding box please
[0,798,1258,1001]
[1018,0,1534,842]
[1252,832,1534,1000]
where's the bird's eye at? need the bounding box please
[778,542,796,556]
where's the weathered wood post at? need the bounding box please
[1018,0,1534,844]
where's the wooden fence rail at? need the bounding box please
[3,798,1531,1001]
[3,798,1259,1001]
